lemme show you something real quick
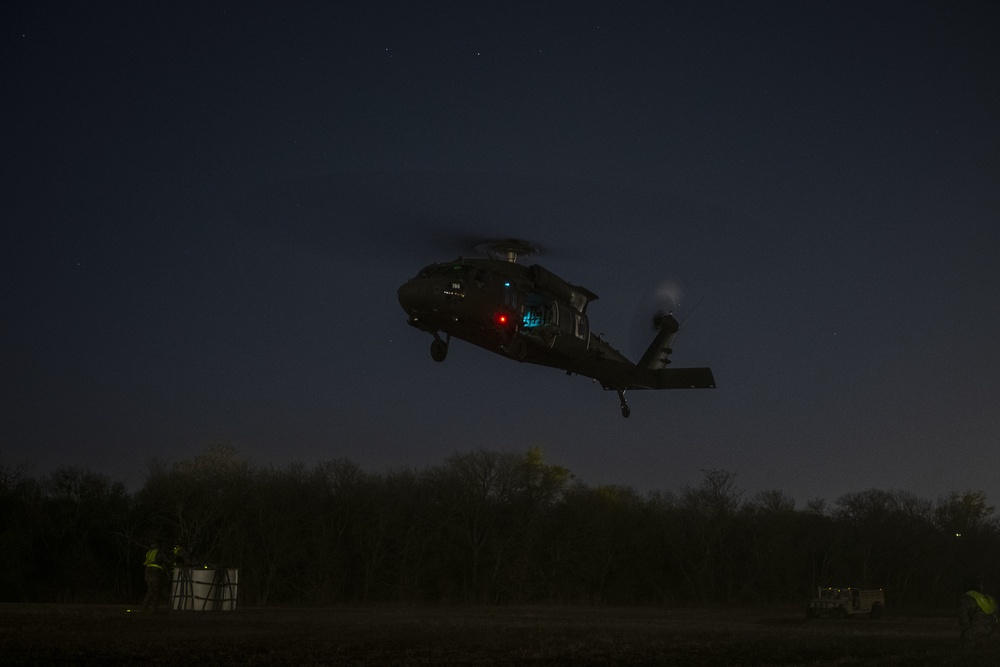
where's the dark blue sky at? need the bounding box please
[3,1,998,505]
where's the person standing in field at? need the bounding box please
[141,542,170,612]
[959,578,998,645]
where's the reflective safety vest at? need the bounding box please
[966,590,998,616]
[144,548,163,570]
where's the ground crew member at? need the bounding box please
[959,579,998,644]
[141,542,170,612]
[173,544,191,566]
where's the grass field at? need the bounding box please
[1,604,997,665]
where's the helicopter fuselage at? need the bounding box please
[398,254,715,417]
[399,258,618,363]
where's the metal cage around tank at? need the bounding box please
[171,567,239,611]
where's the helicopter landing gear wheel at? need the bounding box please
[430,334,449,362]
[507,335,527,362]
[617,389,631,418]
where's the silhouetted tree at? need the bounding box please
[6,447,1000,609]
[668,469,745,603]
[741,490,806,603]
[934,491,1000,598]
[0,462,40,602]
[37,467,129,602]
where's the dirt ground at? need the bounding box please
[1,603,997,666]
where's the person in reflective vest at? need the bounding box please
[141,543,170,612]
[959,579,998,644]
[173,544,191,566]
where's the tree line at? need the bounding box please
[1,445,996,608]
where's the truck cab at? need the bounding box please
[807,587,885,619]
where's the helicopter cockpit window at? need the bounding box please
[418,264,472,280]
[472,269,490,289]
[417,264,441,278]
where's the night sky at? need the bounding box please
[4,2,999,506]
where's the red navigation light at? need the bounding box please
[495,312,510,326]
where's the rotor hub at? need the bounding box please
[474,238,538,263]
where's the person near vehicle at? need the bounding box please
[141,542,170,612]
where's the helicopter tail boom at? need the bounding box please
[604,365,715,417]
[593,365,716,391]
[646,366,716,389]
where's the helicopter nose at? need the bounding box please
[397,280,426,314]
[397,281,414,309]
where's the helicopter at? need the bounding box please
[397,238,715,417]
